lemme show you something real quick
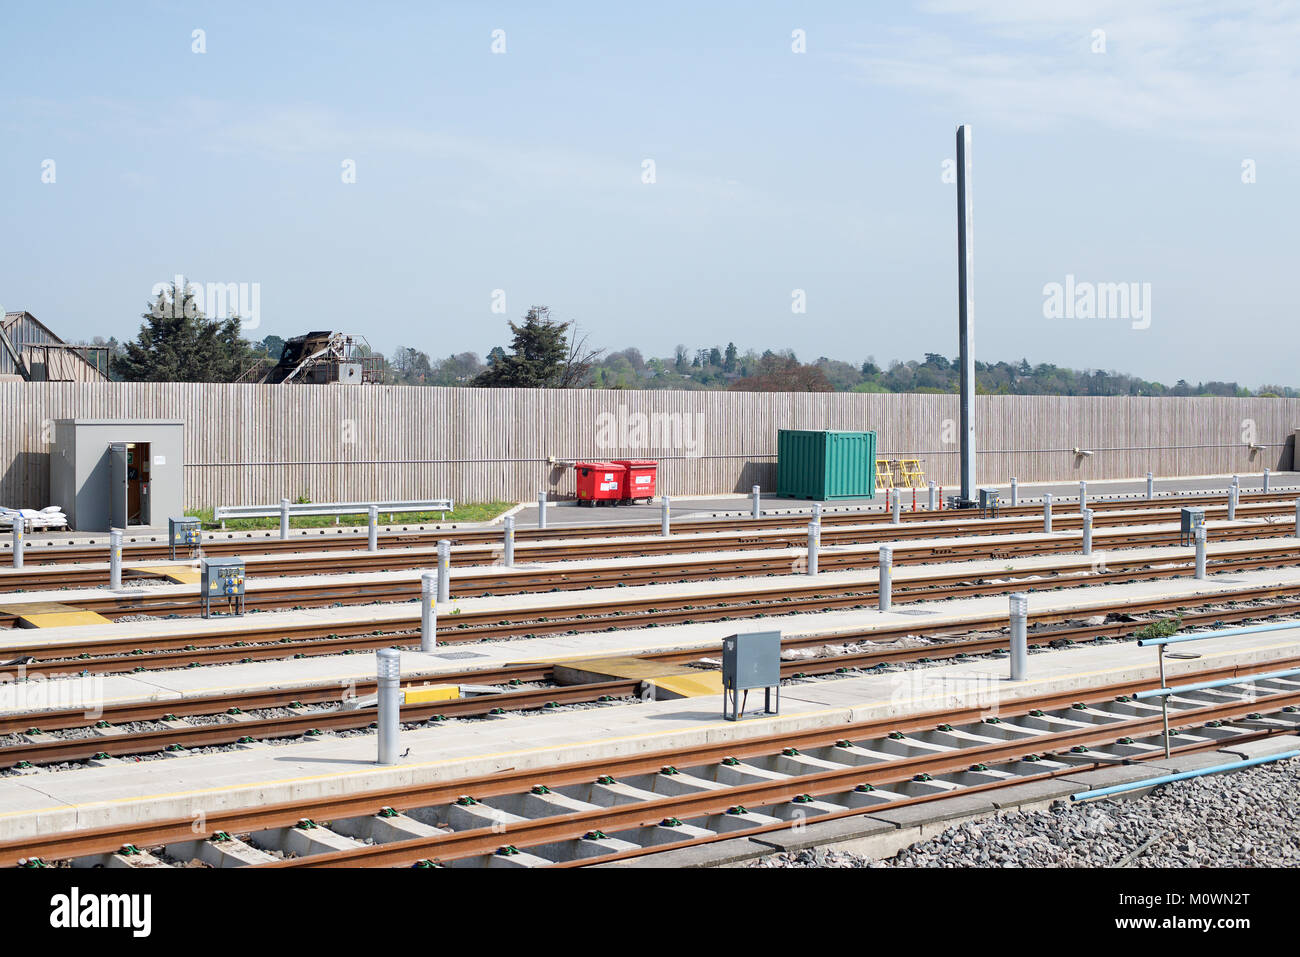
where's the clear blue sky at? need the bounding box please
[2,1,1296,386]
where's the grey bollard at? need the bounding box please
[1009,593,1029,681]
[280,497,290,540]
[811,502,822,526]
[537,490,547,530]
[109,528,122,589]
[10,522,21,570]
[1010,477,1018,506]
[1264,469,1271,493]
[368,505,379,552]
[878,546,892,612]
[504,515,515,566]
[806,522,819,576]
[1227,485,1237,521]
[1194,525,1206,579]
[928,481,938,511]
[891,489,901,524]
[1295,498,1300,537]
[376,648,401,766]
[1043,493,1053,533]
[437,540,451,602]
[1146,471,1154,500]
[752,485,761,519]
[420,571,437,652]
[1081,508,1093,555]
[661,496,671,537]
[1079,481,1087,511]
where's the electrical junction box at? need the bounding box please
[200,556,245,617]
[722,630,781,720]
[169,516,201,559]
[338,362,363,384]
[978,488,1000,517]
[1180,507,1205,546]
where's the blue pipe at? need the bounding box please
[1134,665,1300,700]
[1137,620,1300,648]
[1070,749,1299,802]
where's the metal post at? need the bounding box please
[956,123,976,505]
[751,485,761,519]
[1146,471,1154,500]
[1158,650,1170,758]
[1010,477,1018,506]
[1264,468,1271,493]
[891,488,901,524]
[1228,484,1237,521]
[878,546,892,612]
[279,497,290,540]
[420,571,437,652]
[1078,481,1087,511]
[368,505,378,552]
[503,515,515,566]
[1194,524,1206,579]
[811,502,822,526]
[1009,592,1028,681]
[437,539,450,602]
[10,522,21,570]
[927,481,937,511]
[109,528,122,589]
[1081,508,1093,556]
[806,522,819,576]
[376,648,401,766]
[661,496,671,537]
[1043,493,1053,533]
[537,490,547,530]
[1294,498,1300,537]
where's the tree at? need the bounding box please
[258,335,286,361]
[723,342,738,372]
[729,353,833,393]
[708,347,722,367]
[115,279,255,382]
[473,306,603,389]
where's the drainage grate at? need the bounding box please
[431,651,489,660]
[890,609,938,616]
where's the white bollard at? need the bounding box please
[752,485,761,519]
[891,489,901,524]
[109,528,122,589]
[1264,469,1271,493]
[420,572,437,652]
[504,515,515,566]
[1010,477,1018,507]
[927,481,938,511]
[878,546,892,612]
[280,498,290,540]
[811,502,822,526]
[10,522,21,570]
[368,505,378,552]
[1079,481,1087,511]
[1043,493,1053,533]
[376,648,401,766]
[1194,525,1207,580]
[537,490,547,530]
[1009,593,1029,681]
[437,540,451,602]
[1228,484,1237,521]
[1146,471,1154,500]
[806,522,820,576]
[1081,508,1093,556]
[1294,499,1300,537]
[661,496,671,537]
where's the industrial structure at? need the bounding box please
[242,331,385,385]
[0,311,109,382]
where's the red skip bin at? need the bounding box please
[574,462,627,505]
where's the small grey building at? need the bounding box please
[50,419,185,530]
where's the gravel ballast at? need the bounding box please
[749,756,1300,868]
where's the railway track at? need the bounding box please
[7,661,1296,868]
[4,487,1292,570]
[5,591,1300,769]
[5,547,1300,676]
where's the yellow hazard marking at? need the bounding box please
[402,684,460,705]
[127,565,202,584]
[0,602,113,628]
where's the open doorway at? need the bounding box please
[110,442,152,526]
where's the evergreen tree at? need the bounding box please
[115,280,255,382]
[473,306,601,388]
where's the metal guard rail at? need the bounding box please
[214,499,454,522]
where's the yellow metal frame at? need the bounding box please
[898,458,926,488]
[874,460,894,490]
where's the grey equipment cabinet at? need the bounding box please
[200,556,245,618]
[722,630,781,721]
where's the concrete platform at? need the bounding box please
[0,615,1296,842]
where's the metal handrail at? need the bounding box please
[1071,750,1300,803]
[1134,666,1300,700]
[214,499,453,523]
[1137,620,1300,648]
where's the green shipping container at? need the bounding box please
[777,429,877,500]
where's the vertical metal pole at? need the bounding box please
[1010,477,1018,507]
[891,489,901,524]
[927,481,937,511]
[1009,592,1028,681]
[10,522,21,570]
[1228,484,1237,521]
[503,515,515,566]
[437,539,450,602]
[1043,493,1053,533]
[1194,524,1206,579]
[811,502,822,526]
[806,522,819,576]
[420,572,437,652]
[1158,650,1171,759]
[661,496,671,537]
[376,648,401,766]
[1146,471,1154,500]
[1294,498,1300,537]
[751,485,761,519]
[956,123,976,505]
[109,528,122,589]
[1078,481,1087,511]
[1264,468,1270,493]
[878,546,892,612]
[1081,508,1093,556]
[537,490,547,529]
[279,498,290,539]
[368,505,378,552]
